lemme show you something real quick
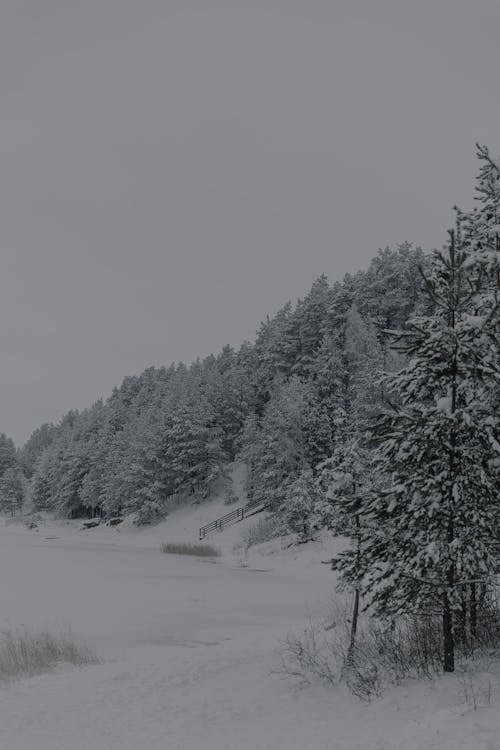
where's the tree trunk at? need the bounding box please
[459,586,468,648]
[443,232,457,674]
[347,514,361,664]
[443,589,455,673]
[470,583,477,639]
[347,588,360,663]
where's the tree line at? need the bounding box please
[10,240,426,522]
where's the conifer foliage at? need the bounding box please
[10,242,430,524]
[333,224,500,672]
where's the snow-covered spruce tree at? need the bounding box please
[315,305,384,650]
[239,376,333,514]
[0,433,17,479]
[0,466,25,516]
[316,432,375,657]
[315,301,384,539]
[458,143,500,289]
[344,303,384,424]
[333,228,500,673]
[458,144,500,442]
[239,377,309,510]
[281,469,323,542]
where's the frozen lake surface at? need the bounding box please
[0,525,329,651]
[0,519,499,750]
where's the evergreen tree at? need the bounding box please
[334,229,500,672]
[162,392,227,500]
[458,143,500,288]
[344,304,384,425]
[204,346,255,458]
[30,448,56,511]
[0,467,25,516]
[238,413,262,501]
[317,434,374,656]
[315,305,383,551]
[240,377,313,509]
[292,274,333,378]
[281,470,323,541]
[252,302,295,412]
[19,423,56,478]
[351,243,430,331]
[0,433,17,478]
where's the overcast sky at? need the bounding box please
[1,0,499,445]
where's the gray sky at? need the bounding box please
[1,0,499,445]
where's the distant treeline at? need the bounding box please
[3,241,425,523]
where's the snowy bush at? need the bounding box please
[0,627,98,681]
[223,489,239,505]
[240,515,282,548]
[134,500,168,526]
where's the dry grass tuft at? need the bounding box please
[0,628,98,681]
[161,542,221,557]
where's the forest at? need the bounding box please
[0,144,499,676]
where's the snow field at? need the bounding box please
[0,503,499,749]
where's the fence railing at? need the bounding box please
[199,498,269,540]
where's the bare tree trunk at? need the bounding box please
[470,583,477,639]
[443,589,455,673]
[347,514,361,664]
[442,231,458,673]
[348,588,360,660]
[459,586,468,649]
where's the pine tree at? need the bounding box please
[0,433,17,478]
[281,470,322,541]
[240,377,314,509]
[458,143,500,289]
[292,274,333,378]
[30,448,56,511]
[204,346,255,459]
[334,229,500,673]
[238,413,262,501]
[315,305,384,636]
[0,467,25,516]
[19,423,56,478]
[316,418,376,656]
[344,304,384,424]
[350,243,430,330]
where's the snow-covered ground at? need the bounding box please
[1,502,499,750]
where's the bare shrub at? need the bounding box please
[160,542,220,557]
[342,616,443,699]
[464,593,500,655]
[240,516,282,549]
[276,624,341,687]
[275,599,353,688]
[456,663,493,710]
[278,602,445,700]
[0,628,98,681]
[279,589,500,700]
